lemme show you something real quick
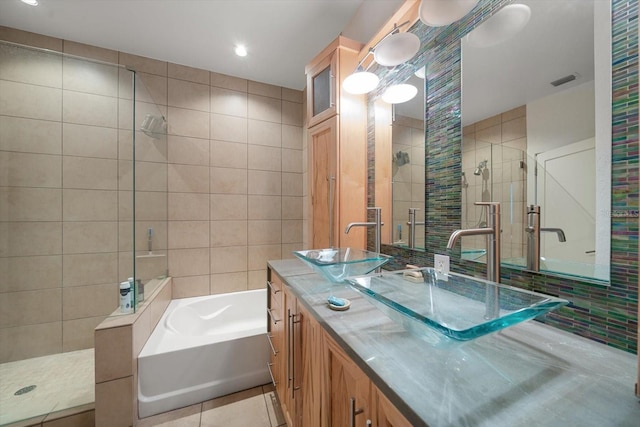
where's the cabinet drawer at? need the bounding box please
[267,278,282,307]
[267,323,282,356]
[267,352,281,388]
[267,305,282,329]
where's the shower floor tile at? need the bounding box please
[0,349,94,426]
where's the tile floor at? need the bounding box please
[0,349,94,425]
[137,384,287,427]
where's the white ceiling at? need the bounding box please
[0,0,598,122]
[0,0,403,90]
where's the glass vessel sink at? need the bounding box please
[347,268,568,341]
[293,248,392,283]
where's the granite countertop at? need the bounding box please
[268,258,640,427]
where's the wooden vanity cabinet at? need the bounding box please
[268,269,322,427]
[268,268,412,426]
[372,387,414,427]
[323,331,413,427]
[306,36,368,250]
[324,332,373,426]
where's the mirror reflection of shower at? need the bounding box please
[140,113,167,139]
[463,159,491,228]
[392,150,410,176]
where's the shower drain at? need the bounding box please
[14,385,36,395]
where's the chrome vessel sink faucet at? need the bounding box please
[447,202,501,283]
[525,205,567,272]
[407,208,425,249]
[345,207,383,253]
[447,202,501,319]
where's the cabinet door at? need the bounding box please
[373,386,413,427]
[299,305,322,427]
[326,333,372,427]
[281,288,301,426]
[309,117,338,249]
[307,51,337,127]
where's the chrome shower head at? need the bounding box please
[474,160,487,175]
[140,114,167,139]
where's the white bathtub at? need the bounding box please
[138,289,271,418]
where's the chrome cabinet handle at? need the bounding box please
[288,310,301,399]
[329,72,335,107]
[266,333,278,356]
[267,362,277,387]
[267,280,280,294]
[328,175,335,247]
[287,309,292,389]
[350,397,364,427]
[267,308,280,324]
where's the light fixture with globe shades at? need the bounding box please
[342,21,421,95]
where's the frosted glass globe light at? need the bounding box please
[382,84,418,104]
[343,71,380,95]
[374,32,421,67]
[464,4,532,48]
[419,0,479,27]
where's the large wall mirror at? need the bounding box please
[377,0,612,284]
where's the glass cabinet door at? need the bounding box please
[307,51,337,127]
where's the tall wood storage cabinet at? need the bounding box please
[306,36,368,250]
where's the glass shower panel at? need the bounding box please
[132,73,168,299]
[461,138,493,260]
[0,40,135,425]
[391,115,425,249]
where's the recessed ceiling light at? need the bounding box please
[234,45,247,57]
[20,0,39,5]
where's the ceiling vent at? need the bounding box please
[550,73,579,87]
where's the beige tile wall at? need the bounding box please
[461,106,527,259]
[164,67,304,298]
[1,27,304,365]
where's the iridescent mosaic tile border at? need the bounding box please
[368,0,638,353]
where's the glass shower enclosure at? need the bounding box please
[0,40,167,425]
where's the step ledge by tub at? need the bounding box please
[95,277,172,330]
